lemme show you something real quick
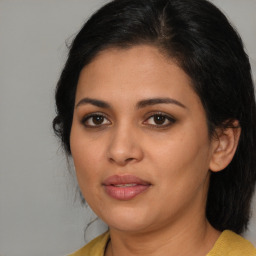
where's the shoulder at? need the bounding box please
[207,230,256,256]
[68,232,110,256]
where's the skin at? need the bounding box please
[70,45,232,256]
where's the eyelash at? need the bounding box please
[81,112,176,129]
[143,112,176,128]
[81,113,111,128]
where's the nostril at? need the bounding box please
[108,157,135,165]
[125,157,135,162]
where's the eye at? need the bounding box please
[144,113,176,127]
[82,113,111,127]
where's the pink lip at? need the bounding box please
[103,175,151,200]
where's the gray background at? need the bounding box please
[0,0,255,255]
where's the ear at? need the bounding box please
[209,120,241,172]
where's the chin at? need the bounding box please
[100,206,155,233]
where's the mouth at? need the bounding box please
[102,175,151,200]
[113,184,138,187]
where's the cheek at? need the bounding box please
[70,134,108,215]
[70,126,103,188]
[150,129,211,186]
[151,134,211,211]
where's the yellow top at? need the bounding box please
[207,230,256,256]
[68,230,256,256]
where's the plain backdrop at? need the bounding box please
[0,0,255,255]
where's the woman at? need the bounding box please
[53,0,256,255]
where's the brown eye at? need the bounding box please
[92,116,104,125]
[82,114,111,127]
[144,113,176,127]
[153,115,167,125]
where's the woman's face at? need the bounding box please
[70,45,217,233]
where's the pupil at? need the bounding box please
[93,116,104,125]
[154,115,165,125]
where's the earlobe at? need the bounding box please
[209,120,241,172]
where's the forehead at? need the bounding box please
[75,45,200,107]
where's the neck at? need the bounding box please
[105,214,220,256]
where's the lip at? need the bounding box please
[103,175,151,200]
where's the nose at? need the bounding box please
[106,125,144,166]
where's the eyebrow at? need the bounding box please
[136,97,186,109]
[75,98,110,109]
[75,97,186,109]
